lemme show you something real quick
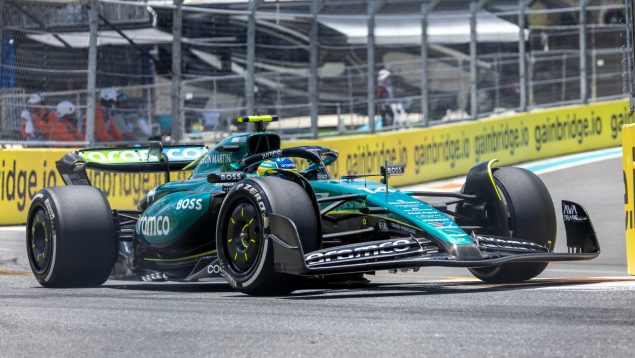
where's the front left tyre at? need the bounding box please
[26,186,116,287]
[216,177,319,295]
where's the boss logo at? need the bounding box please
[176,198,203,210]
[220,173,242,181]
[382,164,405,176]
[208,172,245,183]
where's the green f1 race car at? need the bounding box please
[26,115,599,295]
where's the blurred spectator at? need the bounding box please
[376,69,407,128]
[94,88,123,142]
[112,91,136,140]
[26,93,52,136]
[376,69,393,127]
[47,101,82,142]
[19,110,38,140]
[202,111,221,131]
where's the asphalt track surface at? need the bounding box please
[1,153,634,357]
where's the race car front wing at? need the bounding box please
[269,200,600,275]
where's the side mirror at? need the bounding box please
[148,141,164,161]
[148,141,170,182]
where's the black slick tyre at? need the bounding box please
[216,177,318,295]
[26,186,116,287]
[469,167,557,283]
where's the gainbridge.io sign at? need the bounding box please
[0,99,633,225]
[286,99,630,186]
[0,149,190,225]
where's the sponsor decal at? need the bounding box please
[305,238,418,265]
[563,203,586,222]
[240,150,283,167]
[44,198,55,221]
[176,198,203,210]
[137,215,171,237]
[236,183,266,212]
[61,173,89,185]
[44,198,57,242]
[164,148,207,161]
[231,137,247,143]
[261,149,282,159]
[82,147,205,164]
[378,221,389,232]
[389,222,417,235]
[387,199,420,207]
[201,153,233,165]
[213,183,237,190]
[383,163,405,176]
[220,261,238,287]
[360,187,396,194]
[210,172,244,182]
[206,263,225,276]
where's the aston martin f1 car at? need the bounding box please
[26,115,600,295]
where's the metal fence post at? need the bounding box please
[0,0,4,78]
[367,0,380,134]
[420,0,440,126]
[518,0,528,112]
[246,0,261,118]
[171,0,184,143]
[591,49,597,99]
[469,0,478,120]
[309,0,321,139]
[420,1,430,127]
[579,0,588,104]
[86,0,99,147]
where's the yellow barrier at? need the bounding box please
[286,99,633,186]
[1,99,633,225]
[0,149,189,225]
[623,124,635,275]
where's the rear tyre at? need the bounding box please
[26,186,116,287]
[468,167,556,283]
[216,177,318,295]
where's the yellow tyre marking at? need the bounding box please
[487,159,503,201]
[242,218,254,232]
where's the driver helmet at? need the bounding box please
[257,157,297,176]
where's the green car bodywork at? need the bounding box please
[132,131,472,265]
[42,117,599,291]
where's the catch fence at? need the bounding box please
[0,0,628,146]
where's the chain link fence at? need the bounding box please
[0,0,628,147]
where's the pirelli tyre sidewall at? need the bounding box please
[469,167,557,283]
[216,177,318,295]
[26,186,116,288]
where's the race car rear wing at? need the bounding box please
[56,143,207,185]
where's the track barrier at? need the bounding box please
[622,123,635,275]
[1,99,631,225]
